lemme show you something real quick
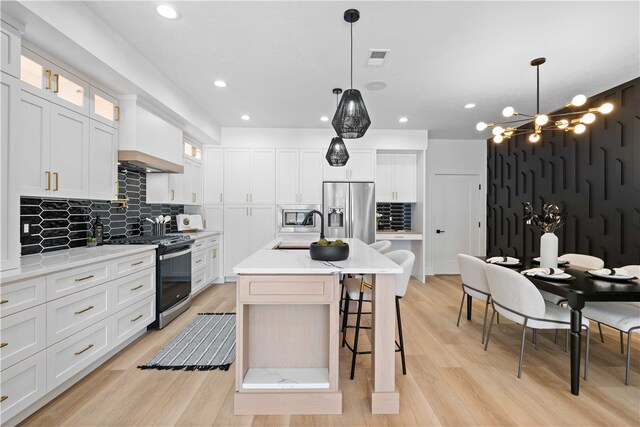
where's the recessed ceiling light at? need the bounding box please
[241,115,250,121]
[214,80,227,88]
[320,116,329,122]
[156,4,180,20]
[464,103,476,109]
[365,81,387,91]
[398,117,408,123]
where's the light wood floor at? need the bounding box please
[22,276,640,426]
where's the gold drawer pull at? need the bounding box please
[130,285,144,291]
[74,305,94,315]
[1,396,7,403]
[131,314,143,322]
[53,172,59,191]
[0,299,8,305]
[53,73,60,93]
[196,279,203,284]
[0,343,7,349]
[115,106,120,121]
[74,344,94,356]
[131,261,144,266]
[196,259,203,263]
[75,275,95,282]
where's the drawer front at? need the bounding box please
[112,296,154,347]
[47,263,110,300]
[238,275,335,303]
[0,350,47,422]
[0,305,47,370]
[47,283,111,345]
[46,319,110,391]
[206,236,220,248]
[191,239,208,252]
[114,252,155,279]
[192,268,207,295]
[191,250,207,272]
[113,267,155,312]
[0,276,47,318]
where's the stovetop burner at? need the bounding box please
[107,234,192,246]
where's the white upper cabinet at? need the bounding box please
[203,148,223,204]
[276,148,323,204]
[90,86,119,128]
[1,73,20,271]
[1,20,22,78]
[323,148,374,182]
[180,159,193,204]
[50,64,90,116]
[224,148,275,204]
[375,152,417,203]
[88,120,118,200]
[189,159,202,205]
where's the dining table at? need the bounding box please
[473,257,640,395]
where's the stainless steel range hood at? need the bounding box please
[118,150,184,173]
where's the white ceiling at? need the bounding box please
[84,1,639,139]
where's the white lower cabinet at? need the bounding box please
[224,205,275,276]
[191,268,207,295]
[112,295,154,347]
[0,350,47,422]
[0,305,47,371]
[190,234,222,296]
[112,268,155,312]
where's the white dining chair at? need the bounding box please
[484,264,590,379]
[341,250,415,379]
[457,254,492,343]
[582,265,640,385]
[540,253,605,305]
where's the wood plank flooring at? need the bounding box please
[22,276,640,426]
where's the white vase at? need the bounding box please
[540,232,558,269]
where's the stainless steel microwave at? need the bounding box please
[277,205,322,233]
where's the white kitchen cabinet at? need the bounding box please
[203,148,223,204]
[89,120,118,200]
[181,159,193,204]
[203,205,223,231]
[375,152,417,202]
[1,20,22,78]
[223,205,275,276]
[224,148,275,204]
[147,156,202,205]
[90,86,119,128]
[322,148,374,182]
[0,350,47,422]
[206,243,219,285]
[191,161,202,205]
[276,148,323,204]
[19,47,51,95]
[50,64,90,116]
[249,205,276,252]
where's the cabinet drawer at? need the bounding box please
[46,318,110,391]
[113,267,155,312]
[47,263,110,300]
[114,252,155,279]
[192,250,207,272]
[192,268,207,295]
[0,305,47,370]
[0,350,47,422]
[206,236,219,246]
[192,239,208,252]
[112,296,154,347]
[238,275,335,303]
[47,283,110,345]
[0,275,47,318]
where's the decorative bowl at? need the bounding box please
[309,242,349,261]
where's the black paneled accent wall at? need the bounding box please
[487,77,640,266]
[376,203,412,231]
[20,168,183,255]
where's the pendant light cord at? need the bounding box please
[536,64,540,115]
[350,21,353,89]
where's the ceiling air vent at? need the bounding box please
[367,49,390,66]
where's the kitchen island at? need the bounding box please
[232,238,402,415]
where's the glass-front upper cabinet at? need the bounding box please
[184,140,202,161]
[50,64,90,115]
[90,86,119,128]
[20,48,51,92]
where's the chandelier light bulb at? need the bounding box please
[529,133,540,143]
[504,130,514,137]
[571,94,587,107]
[493,135,503,143]
[557,119,569,129]
[581,113,596,124]
[502,106,515,117]
[574,123,586,134]
[535,114,549,126]
[476,121,488,131]
[492,126,504,136]
[598,103,614,114]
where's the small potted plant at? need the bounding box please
[87,236,97,248]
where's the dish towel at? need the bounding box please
[590,268,634,278]
[521,267,564,276]
[486,256,519,264]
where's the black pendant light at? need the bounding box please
[326,88,350,166]
[331,9,371,139]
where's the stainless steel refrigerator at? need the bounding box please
[323,182,375,244]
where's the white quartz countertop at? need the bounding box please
[0,245,157,283]
[233,238,402,275]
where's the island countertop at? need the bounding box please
[233,238,402,275]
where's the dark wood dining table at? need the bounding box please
[473,257,640,395]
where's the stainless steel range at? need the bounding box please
[107,234,194,329]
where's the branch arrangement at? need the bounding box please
[523,202,565,233]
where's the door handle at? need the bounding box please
[45,171,51,190]
[45,70,52,90]
[53,73,60,93]
[219,193,223,202]
[436,229,445,234]
[114,106,120,121]
[53,172,59,191]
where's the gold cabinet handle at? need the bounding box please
[196,279,203,284]
[53,172,59,191]
[74,344,94,356]
[131,261,144,266]
[53,73,60,93]
[115,181,119,197]
[130,284,143,291]
[131,314,143,322]
[114,106,120,121]
[171,189,175,201]
[196,259,203,264]
[74,305,94,315]
[45,171,51,190]
[0,300,8,305]
[192,192,196,202]
[1,396,7,403]
[45,70,52,90]
[219,193,223,202]
[0,343,7,349]
[75,274,94,282]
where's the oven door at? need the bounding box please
[158,246,192,312]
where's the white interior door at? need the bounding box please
[433,174,482,274]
